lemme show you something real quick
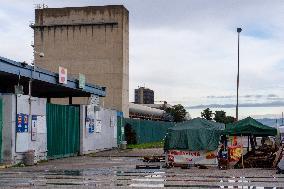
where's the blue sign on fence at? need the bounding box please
[16,113,29,133]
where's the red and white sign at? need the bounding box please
[167,150,218,165]
[59,66,67,84]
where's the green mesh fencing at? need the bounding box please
[123,118,174,144]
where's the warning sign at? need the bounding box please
[59,66,67,84]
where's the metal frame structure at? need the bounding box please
[0,56,106,98]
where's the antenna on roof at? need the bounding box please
[34,4,48,9]
[35,4,41,9]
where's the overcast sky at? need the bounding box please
[1,0,284,117]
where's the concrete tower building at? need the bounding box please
[32,5,129,117]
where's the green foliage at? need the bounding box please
[214,110,226,123]
[201,108,235,124]
[225,116,235,124]
[214,110,235,124]
[166,104,187,122]
[127,141,164,149]
[201,108,213,120]
[11,162,25,167]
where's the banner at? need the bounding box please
[228,145,243,162]
[167,150,217,165]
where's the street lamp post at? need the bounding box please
[236,27,242,121]
[28,51,44,97]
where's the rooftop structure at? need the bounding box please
[0,56,106,98]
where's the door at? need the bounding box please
[46,103,80,159]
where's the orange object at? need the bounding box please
[228,145,242,162]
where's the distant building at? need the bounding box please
[32,5,129,117]
[134,87,154,104]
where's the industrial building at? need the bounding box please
[134,87,154,104]
[0,56,120,164]
[32,5,129,117]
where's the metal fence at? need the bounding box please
[47,103,80,159]
[123,118,174,144]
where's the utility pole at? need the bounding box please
[236,28,242,121]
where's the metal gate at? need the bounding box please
[0,98,3,162]
[46,103,80,159]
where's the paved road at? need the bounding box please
[0,149,284,188]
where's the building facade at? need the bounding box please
[32,5,129,117]
[134,87,154,104]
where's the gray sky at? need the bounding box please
[1,0,284,116]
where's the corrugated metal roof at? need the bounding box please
[0,56,106,97]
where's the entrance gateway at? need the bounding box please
[47,103,80,159]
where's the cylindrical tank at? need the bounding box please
[129,103,165,117]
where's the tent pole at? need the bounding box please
[241,134,244,169]
[247,136,249,152]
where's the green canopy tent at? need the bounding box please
[223,117,277,136]
[222,117,277,168]
[164,118,225,151]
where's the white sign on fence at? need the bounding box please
[31,115,37,141]
[96,120,102,133]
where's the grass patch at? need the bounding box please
[37,159,48,164]
[11,162,25,168]
[127,141,164,149]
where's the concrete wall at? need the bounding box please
[34,5,129,117]
[80,105,117,154]
[0,94,47,164]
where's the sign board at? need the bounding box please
[86,117,95,134]
[167,150,217,165]
[95,120,102,133]
[86,105,96,135]
[16,114,29,133]
[31,115,37,141]
[79,73,86,89]
[228,145,242,162]
[89,95,99,107]
[59,66,67,84]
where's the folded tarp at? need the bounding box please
[222,117,277,136]
[164,118,225,151]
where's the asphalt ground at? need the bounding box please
[0,148,283,188]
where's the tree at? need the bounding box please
[225,116,235,124]
[166,104,187,122]
[201,108,213,120]
[214,110,236,124]
[214,110,227,123]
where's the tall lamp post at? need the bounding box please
[236,27,242,121]
[28,51,44,97]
